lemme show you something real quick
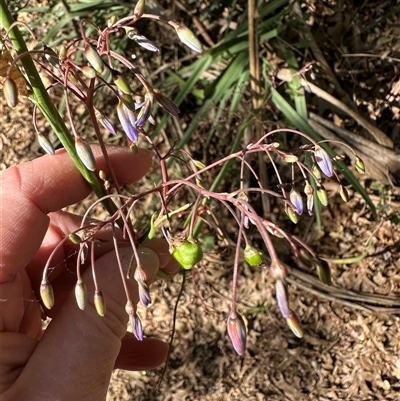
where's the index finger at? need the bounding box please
[0,146,152,282]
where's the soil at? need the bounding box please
[2,1,400,400]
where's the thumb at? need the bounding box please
[9,247,166,401]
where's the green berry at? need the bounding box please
[172,237,203,270]
[244,246,263,267]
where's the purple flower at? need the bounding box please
[117,100,139,143]
[314,145,333,177]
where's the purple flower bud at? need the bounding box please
[314,145,333,177]
[138,282,152,308]
[130,313,143,341]
[95,109,117,135]
[136,94,153,127]
[131,34,160,52]
[275,280,291,319]
[117,101,139,143]
[289,188,303,215]
[227,312,247,355]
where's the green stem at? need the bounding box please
[0,0,110,208]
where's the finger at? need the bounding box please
[7,247,166,400]
[0,146,152,282]
[115,334,168,371]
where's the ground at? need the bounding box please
[1,1,400,400]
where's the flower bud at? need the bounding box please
[285,204,299,224]
[173,23,202,53]
[94,290,106,316]
[138,282,152,308]
[37,133,55,155]
[244,245,264,267]
[40,279,55,310]
[264,223,284,238]
[107,15,118,27]
[227,312,247,355]
[289,188,303,215]
[275,280,291,318]
[315,258,332,286]
[134,0,145,18]
[75,279,87,310]
[269,259,288,280]
[59,45,67,61]
[44,46,60,68]
[131,34,160,52]
[84,44,104,73]
[171,237,203,270]
[304,181,313,196]
[316,184,328,206]
[113,73,131,94]
[281,153,298,163]
[306,194,313,216]
[95,109,117,135]
[136,93,153,127]
[130,313,143,341]
[4,78,18,107]
[339,185,350,202]
[193,160,206,169]
[153,89,180,116]
[286,310,303,338]
[117,100,139,143]
[125,300,135,315]
[311,164,322,183]
[133,263,148,283]
[355,156,365,174]
[80,66,97,79]
[299,248,313,268]
[75,138,96,171]
[314,145,333,177]
[68,233,82,244]
[119,92,136,110]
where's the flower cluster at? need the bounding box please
[2,1,366,359]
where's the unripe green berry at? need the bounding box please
[171,237,203,270]
[244,245,263,267]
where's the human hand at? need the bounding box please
[0,146,178,401]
